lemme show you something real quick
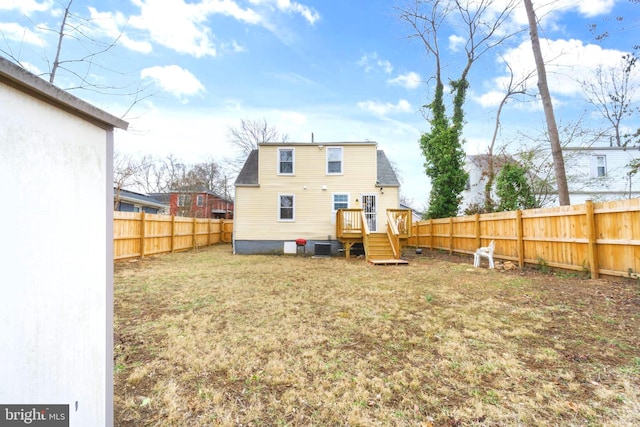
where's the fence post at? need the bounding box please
[585,200,599,279]
[475,213,480,248]
[207,219,211,247]
[428,220,433,250]
[516,210,524,268]
[193,217,197,250]
[139,211,146,258]
[449,217,454,255]
[170,215,175,253]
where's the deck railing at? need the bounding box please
[386,210,400,258]
[336,208,364,239]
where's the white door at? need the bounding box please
[361,194,377,232]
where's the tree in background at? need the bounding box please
[225,118,289,174]
[399,0,518,218]
[580,52,639,147]
[495,162,537,211]
[1,0,152,117]
[482,62,533,213]
[113,151,151,210]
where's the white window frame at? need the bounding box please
[590,155,607,178]
[177,194,190,207]
[196,194,204,207]
[326,147,343,175]
[278,194,295,221]
[332,193,349,212]
[277,147,295,175]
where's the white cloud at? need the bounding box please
[140,65,205,101]
[0,22,46,47]
[358,52,393,74]
[357,99,411,116]
[127,0,260,58]
[0,0,52,16]
[388,72,421,89]
[449,34,465,52]
[475,39,632,107]
[576,0,616,17]
[88,8,152,54]
[249,0,320,24]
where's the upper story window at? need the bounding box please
[591,155,607,178]
[177,194,190,207]
[327,147,343,174]
[279,194,295,221]
[278,148,294,175]
[196,194,204,207]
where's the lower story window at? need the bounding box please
[279,194,295,221]
[333,193,348,211]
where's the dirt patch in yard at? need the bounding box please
[114,245,640,426]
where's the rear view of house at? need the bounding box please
[234,141,407,258]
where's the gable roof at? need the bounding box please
[235,150,259,186]
[116,189,166,209]
[234,147,400,187]
[376,150,400,187]
[0,56,128,131]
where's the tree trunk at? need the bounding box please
[523,0,570,205]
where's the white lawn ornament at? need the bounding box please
[473,240,495,269]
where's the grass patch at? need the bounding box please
[114,245,640,426]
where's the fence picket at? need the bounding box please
[114,212,232,260]
[409,198,640,278]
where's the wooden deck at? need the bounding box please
[336,208,412,264]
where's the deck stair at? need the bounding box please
[336,208,411,265]
[366,233,409,265]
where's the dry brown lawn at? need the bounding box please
[114,245,640,426]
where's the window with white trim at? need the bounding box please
[177,194,190,207]
[332,193,349,211]
[278,148,294,175]
[279,194,295,221]
[327,147,343,174]
[590,155,607,178]
[196,194,204,206]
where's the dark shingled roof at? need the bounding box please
[234,148,400,187]
[376,150,400,187]
[117,189,166,208]
[235,150,259,186]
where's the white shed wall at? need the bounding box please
[0,83,112,426]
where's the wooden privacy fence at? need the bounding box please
[114,211,233,261]
[408,198,640,279]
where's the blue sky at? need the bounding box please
[1,0,638,208]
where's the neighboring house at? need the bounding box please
[400,202,423,223]
[0,56,128,426]
[233,141,403,256]
[115,188,167,214]
[562,146,640,205]
[462,147,640,211]
[460,154,516,213]
[151,189,234,219]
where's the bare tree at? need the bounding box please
[483,61,534,211]
[225,118,289,174]
[1,0,153,117]
[523,0,570,205]
[580,53,639,147]
[113,150,151,209]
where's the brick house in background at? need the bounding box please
[151,189,234,219]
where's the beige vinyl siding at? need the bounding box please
[234,143,400,241]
